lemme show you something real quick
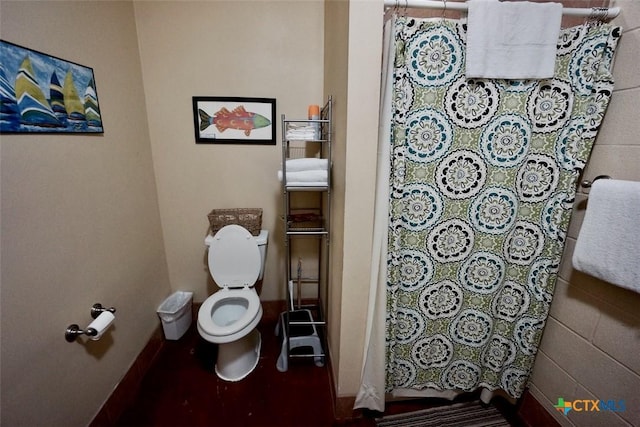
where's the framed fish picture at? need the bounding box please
[0,40,103,134]
[193,96,276,145]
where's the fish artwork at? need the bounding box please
[198,105,271,136]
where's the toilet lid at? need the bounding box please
[208,224,261,288]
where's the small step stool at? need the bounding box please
[275,309,324,372]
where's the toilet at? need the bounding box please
[197,224,269,381]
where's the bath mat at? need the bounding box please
[375,400,511,427]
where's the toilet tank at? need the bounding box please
[254,230,269,280]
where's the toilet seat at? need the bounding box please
[207,224,261,289]
[198,224,263,344]
[197,288,262,343]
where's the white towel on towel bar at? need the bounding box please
[572,179,640,294]
[466,0,563,79]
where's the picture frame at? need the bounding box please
[192,96,276,145]
[0,39,103,134]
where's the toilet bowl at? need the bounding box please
[197,225,268,381]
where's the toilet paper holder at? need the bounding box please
[90,303,116,319]
[65,303,116,342]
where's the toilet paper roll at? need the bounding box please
[86,311,115,340]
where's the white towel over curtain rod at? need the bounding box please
[383,0,620,19]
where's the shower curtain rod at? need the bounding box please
[383,0,620,19]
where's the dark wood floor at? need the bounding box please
[116,303,522,427]
[117,302,353,427]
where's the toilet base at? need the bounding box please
[215,329,261,382]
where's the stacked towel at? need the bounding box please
[572,179,640,294]
[466,0,563,79]
[278,170,328,184]
[285,158,328,172]
[278,157,329,187]
[285,124,317,140]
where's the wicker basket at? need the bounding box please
[207,208,262,236]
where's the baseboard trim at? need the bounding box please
[334,395,363,422]
[89,325,165,426]
[517,388,561,427]
[323,336,363,422]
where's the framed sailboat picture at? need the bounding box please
[193,96,276,144]
[0,40,103,134]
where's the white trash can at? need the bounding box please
[157,291,193,340]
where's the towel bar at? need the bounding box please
[581,175,611,189]
[383,0,621,19]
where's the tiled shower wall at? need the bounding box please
[528,1,640,426]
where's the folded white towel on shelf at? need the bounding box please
[285,158,328,172]
[278,169,328,185]
[286,132,316,139]
[283,181,328,187]
[286,124,317,140]
[466,0,562,79]
[572,179,640,294]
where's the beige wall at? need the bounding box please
[132,0,379,402]
[133,1,325,303]
[337,0,384,397]
[528,1,640,426]
[324,0,386,398]
[0,2,171,426]
[324,0,350,392]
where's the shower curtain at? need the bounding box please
[355,15,620,411]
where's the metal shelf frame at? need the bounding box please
[279,96,332,369]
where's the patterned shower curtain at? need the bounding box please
[385,17,620,399]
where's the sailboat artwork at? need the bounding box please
[0,40,103,134]
[0,64,20,132]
